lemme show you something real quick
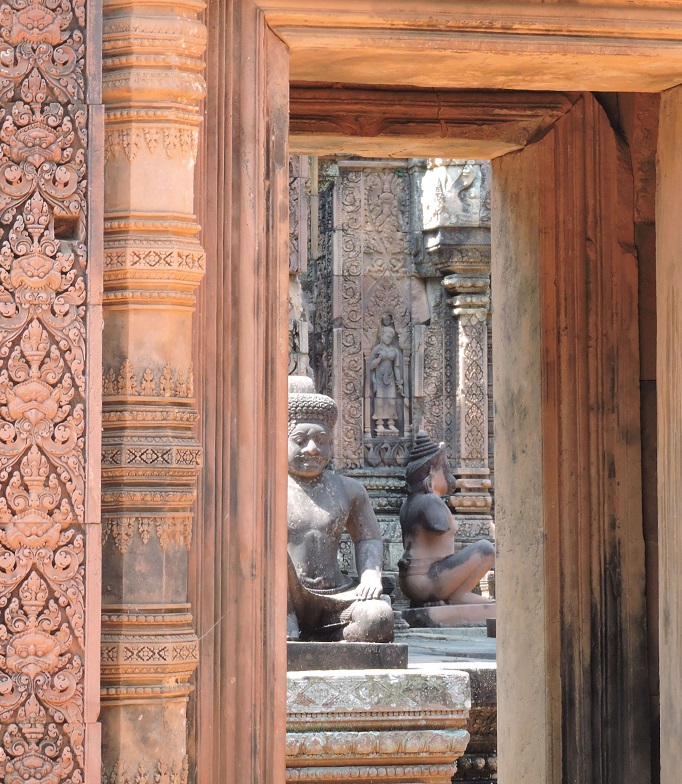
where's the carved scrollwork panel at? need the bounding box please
[460,322,487,463]
[0,0,90,781]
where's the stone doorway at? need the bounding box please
[189,5,682,784]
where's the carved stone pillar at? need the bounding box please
[100,1,206,780]
[422,160,494,545]
[289,155,311,377]
[0,0,102,781]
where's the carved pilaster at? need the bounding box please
[423,160,493,546]
[289,155,311,377]
[101,0,205,777]
[0,0,101,781]
[443,272,492,522]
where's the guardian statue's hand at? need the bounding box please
[356,570,383,601]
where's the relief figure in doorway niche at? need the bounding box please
[369,317,404,435]
[287,376,394,643]
[398,431,495,612]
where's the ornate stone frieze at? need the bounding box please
[325,165,416,470]
[102,514,193,553]
[102,755,189,784]
[287,670,469,731]
[100,607,198,690]
[287,669,469,784]
[103,361,195,399]
[0,0,94,780]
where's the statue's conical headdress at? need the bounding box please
[405,430,447,489]
[288,376,338,434]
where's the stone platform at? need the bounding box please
[287,641,408,671]
[401,603,496,628]
[286,669,470,783]
[395,627,496,664]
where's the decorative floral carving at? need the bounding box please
[0,0,88,779]
[104,127,198,164]
[461,322,486,460]
[0,0,85,104]
[102,514,193,553]
[102,757,189,784]
[103,361,194,399]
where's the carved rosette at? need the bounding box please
[0,0,96,781]
[101,0,206,777]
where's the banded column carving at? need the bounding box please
[101,0,206,778]
[0,0,101,781]
[422,160,494,546]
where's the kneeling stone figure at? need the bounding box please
[398,431,496,609]
[287,376,394,643]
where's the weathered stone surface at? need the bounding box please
[187,6,679,783]
[287,642,408,671]
[279,5,682,92]
[398,431,495,614]
[658,85,682,784]
[402,605,495,629]
[287,668,470,783]
[290,87,575,160]
[287,669,470,731]
[287,377,394,643]
[492,93,649,784]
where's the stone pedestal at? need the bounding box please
[286,670,470,783]
[287,642,408,671]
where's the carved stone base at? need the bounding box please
[287,642,408,671]
[287,669,470,783]
[451,664,497,783]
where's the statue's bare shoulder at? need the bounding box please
[402,493,452,535]
[335,473,381,543]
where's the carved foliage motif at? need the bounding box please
[102,756,189,784]
[104,128,198,164]
[460,323,486,461]
[0,0,88,782]
[103,361,194,399]
[333,168,412,468]
[102,514,193,553]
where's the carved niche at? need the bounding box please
[0,0,92,781]
[325,164,415,469]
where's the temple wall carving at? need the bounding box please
[0,0,101,780]
[292,157,494,583]
[101,0,205,778]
